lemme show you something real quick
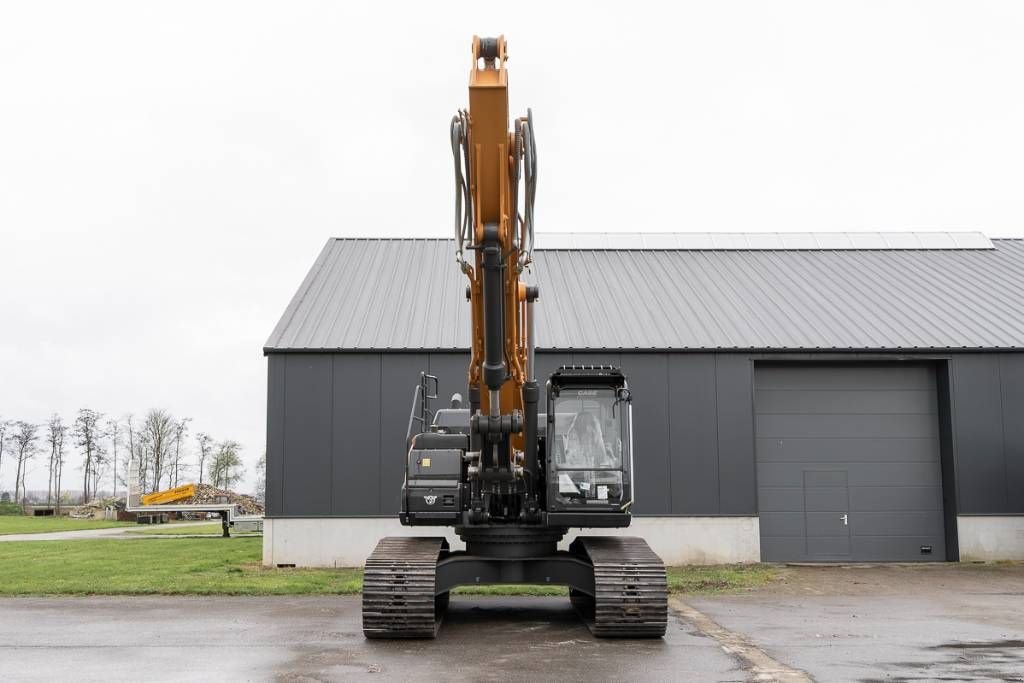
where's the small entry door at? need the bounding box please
[804,470,851,559]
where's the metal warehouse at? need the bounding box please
[262,232,1024,567]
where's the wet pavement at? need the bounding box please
[0,595,741,682]
[1,564,1022,682]
[692,563,1024,682]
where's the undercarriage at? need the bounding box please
[362,529,668,639]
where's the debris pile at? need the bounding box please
[68,497,124,519]
[67,486,263,517]
[181,484,264,515]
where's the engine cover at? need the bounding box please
[401,432,466,524]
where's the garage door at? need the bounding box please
[755,364,946,562]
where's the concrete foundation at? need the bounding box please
[958,515,1024,561]
[262,516,761,568]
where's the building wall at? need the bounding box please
[265,351,1024,521]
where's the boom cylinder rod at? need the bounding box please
[481,222,506,403]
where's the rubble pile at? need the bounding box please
[68,497,124,518]
[181,484,264,515]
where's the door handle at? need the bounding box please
[840,514,848,526]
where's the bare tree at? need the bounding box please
[52,417,68,513]
[195,432,213,486]
[209,440,243,490]
[170,417,192,487]
[106,417,121,499]
[11,421,40,505]
[0,418,10,488]
[46,414,67,507]
[254,450,266,504]
[126,414,145,492]
[142,409,175,491]
[73,409,105,503]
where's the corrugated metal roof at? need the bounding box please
[265,237,1024,352]
[535,231,994,250]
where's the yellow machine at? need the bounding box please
[140,484,196,506]
[361,36,667,639]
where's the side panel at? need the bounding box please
[668,354,720,514]
[265,356,287,517]
[281,354,333,516]
[997,354,1024,513]
[717,356,757,514]
[620,354,672,515]
[950,355,1008,513]
[428,352,472,407]
[330,354,381,515]
[378,353,430,514]
[534,351,573,407]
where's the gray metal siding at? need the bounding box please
[668,355,719,514]
[617,353,671,516]
[281,355,333,515]
[716,356,757,514]
[378,354,427,514]
[265,358,286,516]
[950,354,1024,515]
[755,364,946,562]
[266,239,1024,352]
[999,355,1024,511]
[332,354,381,515]
[266,351,1024,520]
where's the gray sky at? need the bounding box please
[2,1,1023,493]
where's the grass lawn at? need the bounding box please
[0,536,777,596]
[0,517,133,536]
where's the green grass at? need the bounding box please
[127,523,228,536]
[0,517,133,535]
[667,564,777,594]
[0,538,360,595]
[0,535,777,596]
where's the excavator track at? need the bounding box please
[362,537,448,638]
[569,536,668,637]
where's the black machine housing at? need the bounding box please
[400,365,634,533]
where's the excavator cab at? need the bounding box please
[546,366,634,517]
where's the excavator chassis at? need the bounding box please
[362,535,668,639]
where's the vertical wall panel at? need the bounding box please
[282,354,333,515]
[428,353,472,406]
[534,352,573,408]
[717,356,757,514]
[998,354,1024,513]
[621,354,672,515]
[265,356,286,516]
[951,355,1008,513]
[668,355,720,514]
[331,354,381,515]
[378,353,428,514]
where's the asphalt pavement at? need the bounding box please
[0,595,740,682]
[1,564,1022,682]
[692,563,1024,682]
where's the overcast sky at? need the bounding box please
[2,1,1023,494]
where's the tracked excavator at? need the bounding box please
[362,36,668,638]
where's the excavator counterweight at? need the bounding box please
[361,36,668,639]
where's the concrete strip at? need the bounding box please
[0,521,213,542]
[670,596,812,683]
[262,515,761,567]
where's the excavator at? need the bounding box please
[362,36,668,639]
